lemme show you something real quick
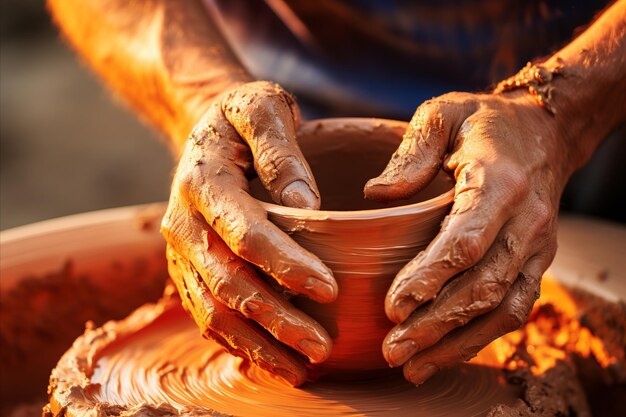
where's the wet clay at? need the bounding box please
[493,61,563,114]
[46,297,520,417]
[161,102,343,382]
[249,119,454,373]
[249,119,453,211]
[34,211,625,416]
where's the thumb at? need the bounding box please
[364,96,475,201]
[222,81,321,210]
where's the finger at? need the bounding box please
[364,95,476,201]
[384,220,533,367]
[175,106,337,303]
[384,159,528,324]
[166,245,308,387]
[222,81,320,209]
[162,211,332,363]
[402,254,550,385]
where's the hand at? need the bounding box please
[365,90,568,385]
[161,81,337,387]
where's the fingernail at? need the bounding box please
[281,180,320,210]
[304,277,337,301]
[386,339,418,366]
[273,367,300,387]
[409,363,438,385]
[298,339,328,363]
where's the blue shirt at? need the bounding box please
[204,0,609,118]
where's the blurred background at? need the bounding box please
[1,0,173,230]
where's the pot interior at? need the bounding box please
[249,119,453,211]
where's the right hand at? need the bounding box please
[161,81,337,386]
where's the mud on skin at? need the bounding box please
[366,0,626,385]
[161,81,340,386]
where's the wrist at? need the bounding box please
[488,87,578,192]
[494,57,620,179]
[493,61,564,115]
[542,54,624,173]
[169,73,252,153]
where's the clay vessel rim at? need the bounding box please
[258,190,454,220]
[257,117,455,220]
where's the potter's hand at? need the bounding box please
[365,90,567,385]
[161,81,337,387]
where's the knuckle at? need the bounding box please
[204,308,227,333]
[517,270,542,301]
[257,155,309,194]
[269,153,299,172]
[256,146,290,175]
[501,231,521,258]
[409,100,444,138]
[160,208,188,247]
[457,344,480,362]
[500,299,529,333]
[471,275,505,310]
[531,200,553,232]
[544,241,558,261]
[232,222,259,260]
[208,273,231,302]
[239,293,269,317]
[173,167,195,197]
[451,232,487,268]
[501,310,526,333]
[418,99,443,119]
[188,104,222,146]
[269,315,290,337]
[245,81,296,109]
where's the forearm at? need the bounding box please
[496,0,625,174]
[548,0,625,169]
[47,0,251,151]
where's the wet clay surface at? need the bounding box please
[47,297,520,417]
[46,273,626,417]
[250,119,453,373]
[39,213,626,417]
[249,119,453,211]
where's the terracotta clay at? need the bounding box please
[44,273,625,417]
[46,297,520,417]
[0,205,621,415]
[249,118,453,373]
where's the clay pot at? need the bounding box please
[249,118,455,374]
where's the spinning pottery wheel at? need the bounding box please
[50,297,519,417]
[1,120,625,416]
[26,212,626,417]
[2,208,625,416]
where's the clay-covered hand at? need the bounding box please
[161,81,337,387]
[365,90,568,385]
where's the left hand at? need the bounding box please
[364,90,570,385]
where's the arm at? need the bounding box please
[365,0,625,385]
[494,0,626,172]
[47,0,249,149]
[48,0,337,386]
